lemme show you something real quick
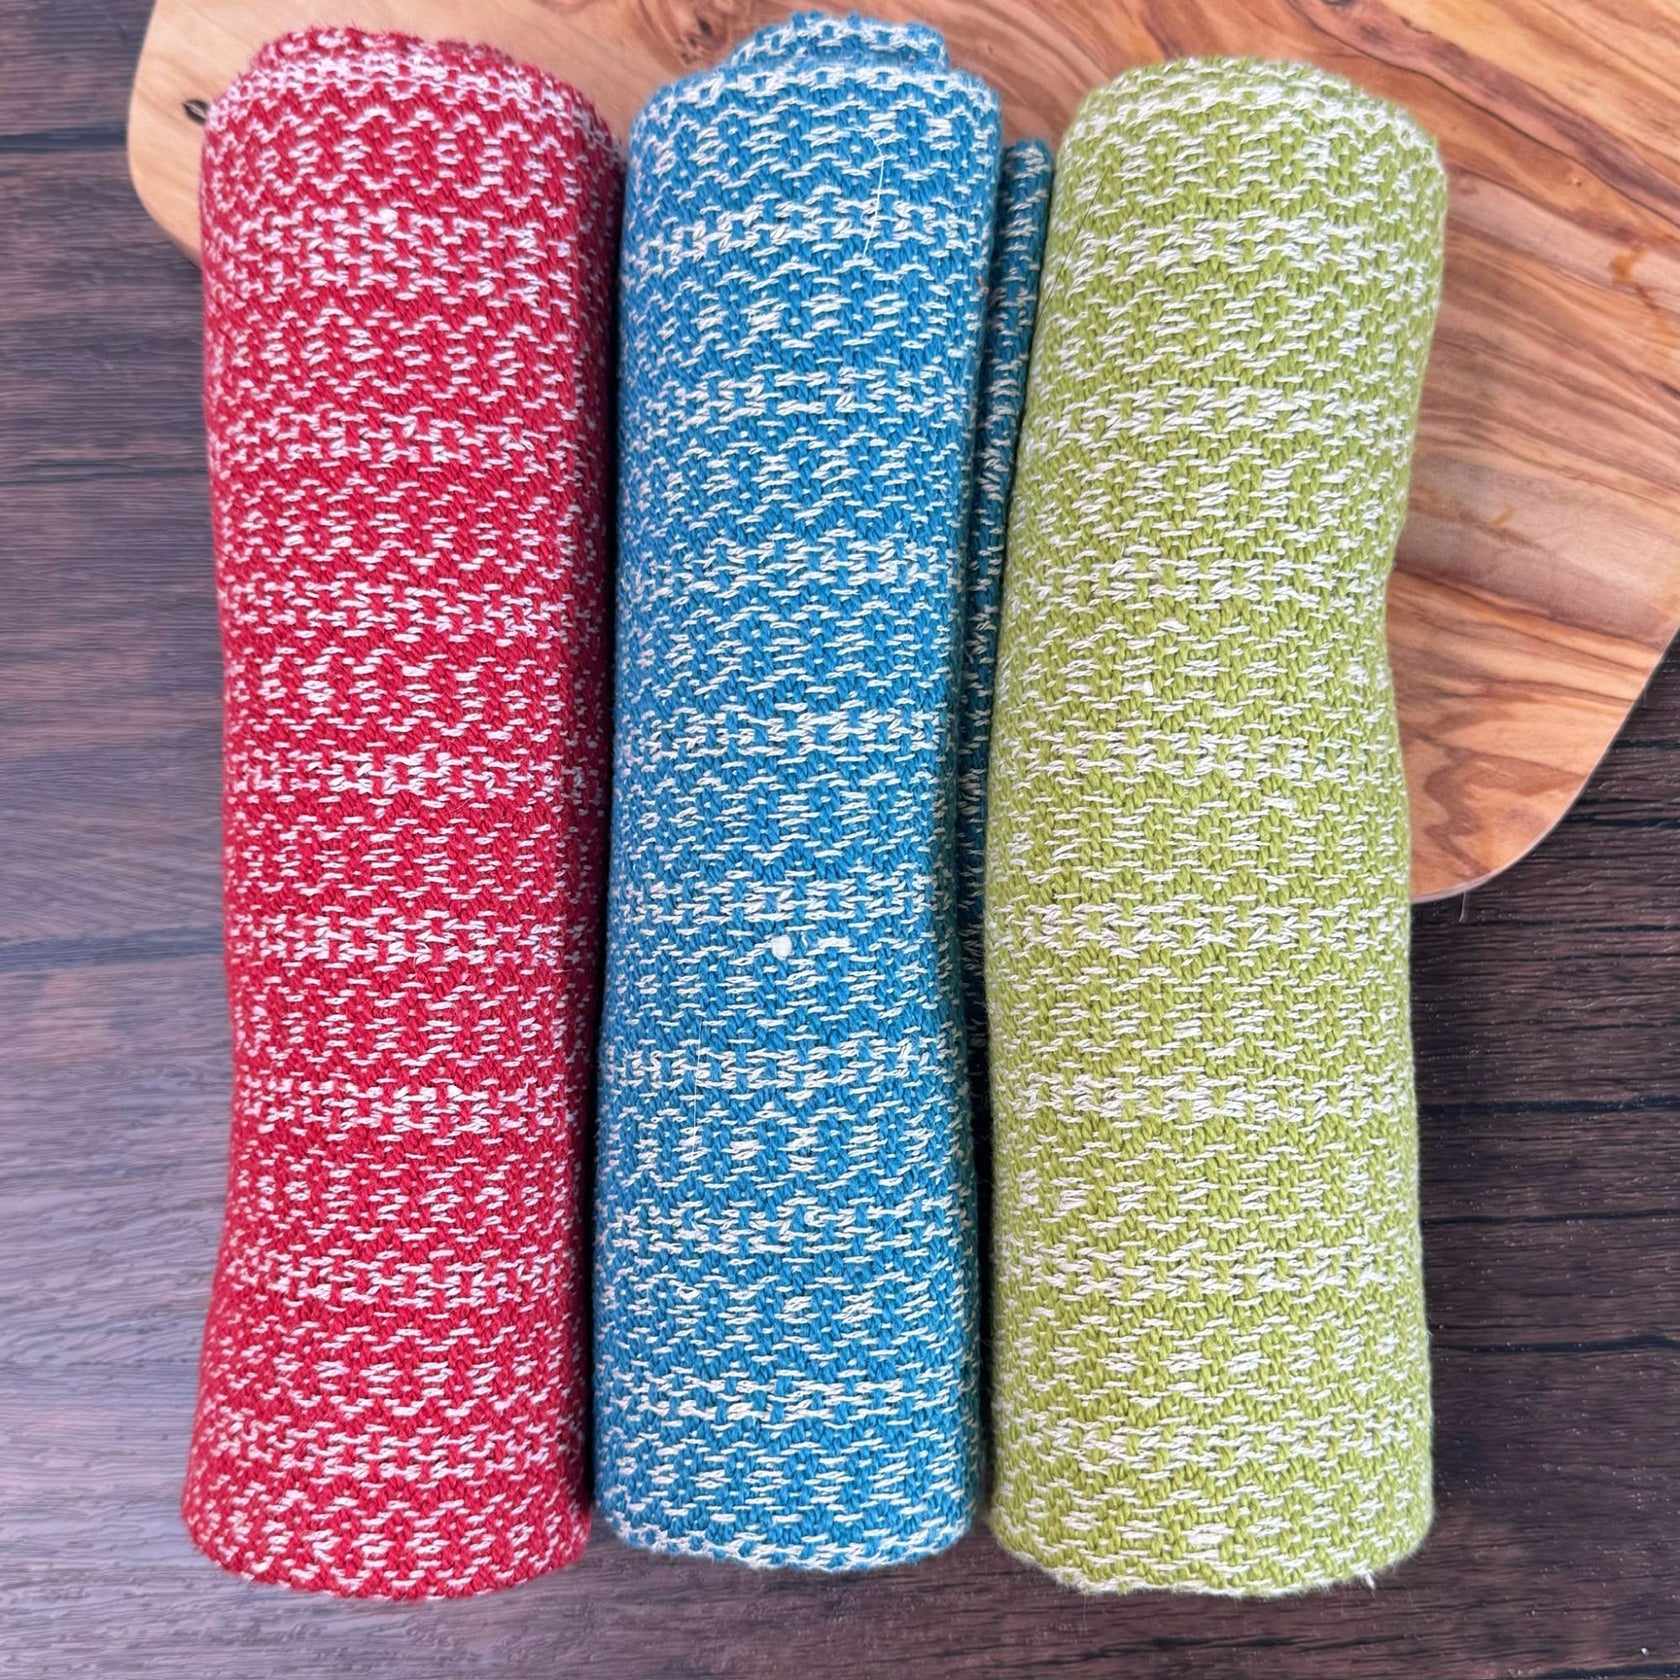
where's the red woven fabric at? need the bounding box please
[182,29,620,1598]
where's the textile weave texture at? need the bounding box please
[183,30,619,1598]
[595,13,1001,1570]
[956,139,1053,1088]
[984,58,1446,1595]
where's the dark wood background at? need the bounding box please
[3,4,1678,1676]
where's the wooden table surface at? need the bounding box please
[3,4,1679,1676]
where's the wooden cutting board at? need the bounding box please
[126,0,1680,901]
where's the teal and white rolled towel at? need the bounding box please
[595,13,1008,1571]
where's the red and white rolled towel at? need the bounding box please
[182,29,619,1598]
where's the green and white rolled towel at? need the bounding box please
[985,58,1446,1595]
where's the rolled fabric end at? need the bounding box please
[595,13,1001,1571]
[959,137,1054,1092]
[985,57,1445,1596]
[183,29,620,1598]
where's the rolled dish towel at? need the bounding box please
[957,138,1053,1091]
[985,58,1446,1595]
[182,30,619,1598]
[595,12,1001,1570]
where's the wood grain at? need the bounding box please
[121,0,1680,901]
[4,1,1680,1675]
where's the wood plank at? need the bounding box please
[0,151,204,487]
[123,0,1680,901]
[3,478,220,942]
[0,3,149,137]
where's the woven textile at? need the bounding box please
[595,13,1000,1570]
[183,30,619,1598]
[985,59,1446,1595]
[957,139,1053,1087]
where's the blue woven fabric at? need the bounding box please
[594,13,1001,1570]
[957,139,1052,1082]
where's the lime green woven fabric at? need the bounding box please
[984,58,1446,1596]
